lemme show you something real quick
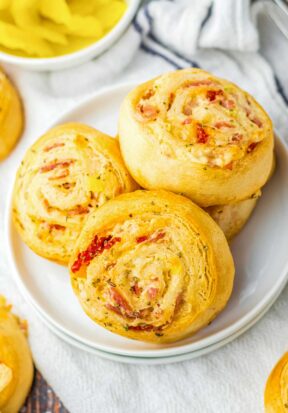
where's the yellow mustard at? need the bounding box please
[0,0,127,58]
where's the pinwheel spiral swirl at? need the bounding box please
[12,123,137,264]
[70,190,234,343]
[119,68,274,207]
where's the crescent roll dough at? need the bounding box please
[265,352,288,412]
[0,297,33,413]
[0,69,23,160]
[118,68,274,207]
[69,190,235,343]
[206,195,258,240]
[12,123,138,264]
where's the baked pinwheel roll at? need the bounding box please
[265,352,288,412]
[0,69,23,160]
[206,193,259,240]
[0,296,33,413]
[118,68,274,207]
[69,190,234,343]
[12,123,138,264]
[207,152,275,239]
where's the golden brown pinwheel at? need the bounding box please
[265,352,288,412]
[205,194,259,240]
[0,68,23,160]
[69,190,234,343]
[118,68,274,207]
[0,296,33,413]
[12,123,138,264]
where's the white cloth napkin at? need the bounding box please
[1,1,288,412]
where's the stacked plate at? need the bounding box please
[6,84,288,364]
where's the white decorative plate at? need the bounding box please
[26,279,286,364]
[6,84,288,359]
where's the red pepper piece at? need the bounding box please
[71,235,121,273]
[206,89,223,101]
[196,124,209,144]
[136,235,149,244]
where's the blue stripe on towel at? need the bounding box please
[140,44,182,69]
[132,18,143,35]
[201,4,213,29]
[146,30,200,69]
[133,6,201,70]
[274,74,288,106]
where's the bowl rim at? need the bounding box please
[0,0,140,68]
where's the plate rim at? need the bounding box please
[25,282,284,364]
[5,83,288,358]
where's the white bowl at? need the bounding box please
[0,0,140,71]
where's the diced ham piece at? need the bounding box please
[221,99,235,110]
[44,142,65,152]
[40,160,73,173]
[131,282,142,296]
[183,98,196,115]
[105,303,122,316]
[173,294,183,317]
[150,232,165,242]
[147,287,158,300]
[224,162,233,170]
[250,116,262,128]
[68,205,89,216]
[136,104,159,122]
[142,89,155,100]
[231,133,243,142]
[184,79,214,87]
[247,142,258,153]
[168,92,175,110]
[214,121,233,129]
[48,224,65,231]
[110,287,132,313]
[48,170,69,180]
[136,232,165,244]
